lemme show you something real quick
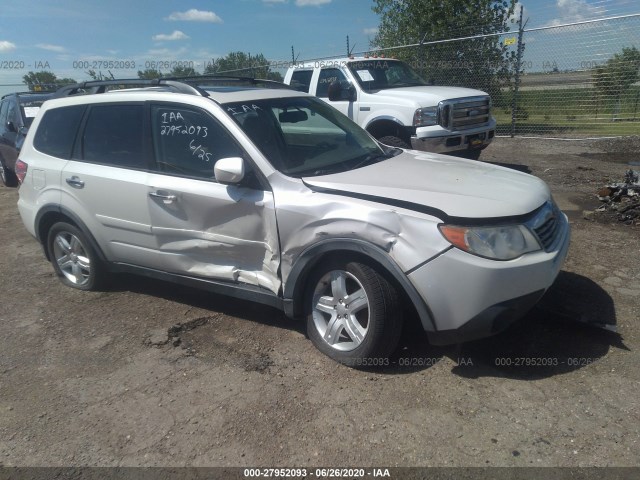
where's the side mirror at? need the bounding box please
[214,157,245,185]
[328,81,356,102]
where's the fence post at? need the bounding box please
[511,5,525,138]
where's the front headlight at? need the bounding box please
[413,107,438,127]
[439,224,541,260]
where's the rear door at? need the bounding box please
[146,103,281,294]
[59,103,157,266]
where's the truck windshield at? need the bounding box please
[347,59,427,91]
[224,96,390,177]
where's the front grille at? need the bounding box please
[528,201,565,251]
[438,96,491,131]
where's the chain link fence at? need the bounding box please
[348,12,640,138]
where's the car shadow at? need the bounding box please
[108,270,624,379]
[482,160,532,174]
[382,271,626,379]
[108,273,303,335]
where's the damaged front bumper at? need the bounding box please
[409,216,571,345]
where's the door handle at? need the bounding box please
[149,190,177,204]
[65,176,85,189]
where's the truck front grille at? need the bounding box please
[438,96,491,131]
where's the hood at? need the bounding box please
[365,86,489,107]
[303,151,550,221]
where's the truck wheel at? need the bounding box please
[378,136,410,149]
[306,260,402,367]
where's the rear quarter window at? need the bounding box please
[33,105,85,159]
[290,70,313,93]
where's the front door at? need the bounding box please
[315,67,357,121]
[147,103,281,294]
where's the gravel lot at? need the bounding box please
[0,137,638,470]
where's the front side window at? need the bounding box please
[225,96,388,177]
[33,105,85,159]
[316,68,348,98]
[151,105,242,180]
[80,104,145,168]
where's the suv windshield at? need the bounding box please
[346,59,427,91]
[224,96,390,177]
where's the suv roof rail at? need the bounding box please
[52,76,294,99]
[1,91,55,100]
[163,74,295,90]
[52,79,206,98]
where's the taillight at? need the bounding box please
[15,159,28,184]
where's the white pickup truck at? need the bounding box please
[284,57,497,158]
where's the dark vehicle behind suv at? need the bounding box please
[0,92,53,186]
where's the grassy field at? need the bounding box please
[494,86,640,136]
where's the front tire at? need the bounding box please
[378,135,411,149]
[306,260,402,366]
[47,222,105,291]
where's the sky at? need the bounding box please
[0,0,639,96]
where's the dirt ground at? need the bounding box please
[0,137,638,470]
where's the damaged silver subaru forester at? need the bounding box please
[16,78,570,366]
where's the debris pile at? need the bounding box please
[590,169,640,226]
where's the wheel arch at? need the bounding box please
[283,239,437,332]
[35,205,108,264]
[365,117,412,143]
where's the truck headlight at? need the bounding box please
[439,224,541,260]
[413,107,438,127]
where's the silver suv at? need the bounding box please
[16,78,570,366]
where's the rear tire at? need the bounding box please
[378,135,411,149]
[47,222,106,291]
[306,260,402,367]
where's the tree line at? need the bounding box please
[21,51,283,90]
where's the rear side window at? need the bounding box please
[290,70,313,93]
[33,105,85,159]
[79,104,145,168]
